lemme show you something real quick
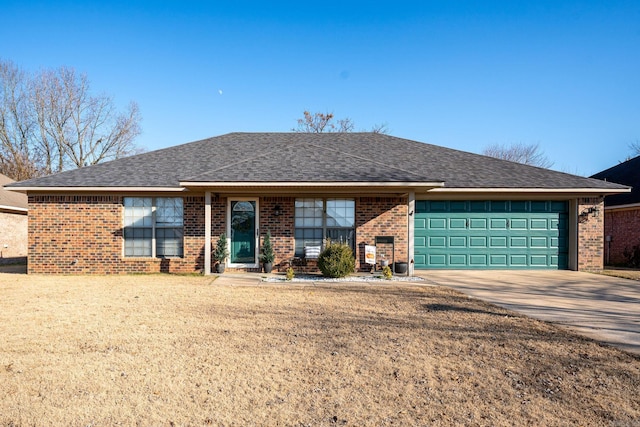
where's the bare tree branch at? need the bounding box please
[482,142,554,168]
[0,59,143,179]
[293,110,388,134]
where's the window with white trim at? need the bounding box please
[124,197,184,257]
[294,198,355,257]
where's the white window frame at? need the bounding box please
[123,197,184,258]
[294,198,355,257]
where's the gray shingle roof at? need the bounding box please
[591,156,640,206]
[5,132,628,191]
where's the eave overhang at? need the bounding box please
[4,186,188,193]
[426,187,631,195]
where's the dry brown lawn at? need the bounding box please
[0,273,638,426]
[601,268,640,281]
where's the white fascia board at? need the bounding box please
[0,204,28,213]
[426,187,630,194]
[180,181,446,188]
[605,202,640,210]
[5,187,187,193]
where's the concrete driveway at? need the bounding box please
[415,270,640,355]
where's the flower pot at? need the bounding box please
[215,263,225,274]
[380,259,389,268]
[394,262,408,275]
[263,262,273,273]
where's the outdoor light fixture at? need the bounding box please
[273,205,282,216]
[579,206,600,219]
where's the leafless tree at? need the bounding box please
[369,122,389,134]
[293,111,354,133]
[627,140,640,159]
[0,61,42,180]
[482,142,554,168]
[0,59,142,180]
[293,111,388,134]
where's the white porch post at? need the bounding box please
[408,191,415,276]
[204,191,212,275]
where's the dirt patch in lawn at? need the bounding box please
[0,274,638,426]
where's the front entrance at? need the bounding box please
[228,199,259,268]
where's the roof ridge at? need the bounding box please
[302,136,432,180]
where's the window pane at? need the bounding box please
[326,199,355,227]
[156,198,183,226]
[123,197,183,258]
[157,228,184,257]
[124,197,153,257]
[124,227,152,257]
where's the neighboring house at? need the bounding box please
[0,173,28,264]
[591,156,640,266]
[5,132,629,275]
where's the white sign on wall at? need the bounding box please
[364,245,376,265]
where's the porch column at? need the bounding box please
[408,191,415,276]
[568,198,578,271]
[204,191,212,275]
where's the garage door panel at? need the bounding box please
[428,254,447,266]
[510,236,528,248]
[489,254,508,266]
[429,218,447,229]
[450,201,467,212]
[490,218,508,229]
[530,255,549,266]
[510,254,528,266]
[450,218,466,229]
[414,200,568,269]
[530,237,548,247]
[469,236,487,247]
[490,201,509,212]
[510,218,528,229]
[429,236,446,248]
[449,254,467,266]
[490,236,507,248]
[469,254,488,266]
[449,236,466,247]
[530,218,549,230]
[469,218,487,229]
[531,201,548,212]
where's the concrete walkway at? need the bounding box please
[415,270,640,355]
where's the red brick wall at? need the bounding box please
[260,197,295,268]
[577,197,605,272]
[28,194,205,274]
[356,197,408,272]
[603,207,640,266]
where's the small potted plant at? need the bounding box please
[260,230,275,273]
[213,233,229,274]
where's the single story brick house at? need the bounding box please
[591,156,640,266]
[4,132,629,275]
[0,173,28,264]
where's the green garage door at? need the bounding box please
[414,200,568,269]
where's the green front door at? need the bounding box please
[414,200,568,269]
[229,200,257,265]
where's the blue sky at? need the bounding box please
[2,0,639,175]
